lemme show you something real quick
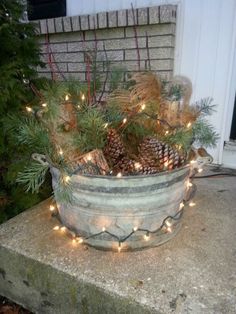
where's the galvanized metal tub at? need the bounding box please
[51,165,191,251]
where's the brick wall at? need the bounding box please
[34,5,177,83]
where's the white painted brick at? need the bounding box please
[71,16,80,32]
[125,47,174,60]
[148,35,175,47]
[89,14,98,29]
[138,8,148,25]
[53,52,84,62]
[149,7,160,24]
[40,20,47,34]
[55,17,63,33]
[63,17,72,32]
[105,38,146,50]
[47,18,55,33]
[118,9,127,27]
[80,15,89,30]
[98,12,107,29]
[86,28,125,40]
[160,5,177,23]
[125,24,175,37]
[150,59,173,71]
[108,11,117,28]
[68,63,86,72]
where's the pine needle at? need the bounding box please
[16,162,49,193]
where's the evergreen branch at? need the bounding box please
[16,162,49,193]
[192,118,219,148]
[53,175,75,204]
[192,97,216,116]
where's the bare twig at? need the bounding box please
[97,42,109,104]
[131,3,140,71]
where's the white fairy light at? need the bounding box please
[187,122,192,128]
[104,123,108,129]
[49,205,55,212]
[64,175,70,183]
[65,94,70,101]
[53,226,60,231]
[81,94,85,101]
[78,238,84,244]
[165,220,172,227]
[116,172,122,178]
[189,202,196,207]
[102,227,106,232]
[140,103,146,111]
[179,202,184,210]
[134,162,141,170]
[122,118,127,124]
[58,149,63,156]
[60,226,66,232]
[26,106,32,113]
[144,233,150,241]
[187,181,193,188]
[166,226,172,233]
[41,103,47,108]
[165,130,169,135]
[198,168,203,173]
[87,154,92,161]
[118,243,122,252]
[133,226,138,232]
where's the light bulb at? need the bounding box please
[59,149,63,156]
[179,202,184,210]
[102,227,106,232]
[72,239,77,244]
[77,105,81,109]
[164,161,169,168]
[165,220,172,227]
[165,130,169,135]
[87,154,92,161]
[133,226,138,232]
[42,103,47,108]
[144,234,150,241]
[49,205,55,212]
[104,123,108,129]
[60,226,66,232]
[187,181,193,188]
[134,162,141,170]
[189,202,196,207]
[187,122,192,128]
[65,94,69,101]
[26,106,32,113]
[122,118,127,124]
[78,238,84,244]
[190,160,196,164]
[198,168,203,173]
[81,94,85,101]
[64,176,70,183]
[166,226,172,233]
[116,172,122,178]
[53,226,60,231]
[141,103,146,111]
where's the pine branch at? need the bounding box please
[192,118,219,148]
[192,97,216,116]
[16,162,49,193]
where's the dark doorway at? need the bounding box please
[230,94,236,140]
[27,0,66,21]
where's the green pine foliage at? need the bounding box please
[192,118,219,148]
[0,0,49,223]
[74,107,107,153]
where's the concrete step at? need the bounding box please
[0,173,236,313]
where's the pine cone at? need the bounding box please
[138,137,186,171]
[113,156,135,175]
[104,129,126,165]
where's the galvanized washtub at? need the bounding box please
[51,165,191,251]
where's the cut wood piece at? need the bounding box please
[69,149,110,175]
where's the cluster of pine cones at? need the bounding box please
[103,129,185,175]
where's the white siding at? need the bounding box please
[67,0,236,164]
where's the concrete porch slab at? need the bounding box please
[0,172,236,314]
